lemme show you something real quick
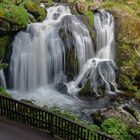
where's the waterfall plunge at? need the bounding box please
[67,10,117,95]
[8,5,117,108]
[9,5,94,93]
[8,5,94,108]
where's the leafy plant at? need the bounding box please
[101,118,130,140]
[0,87,12,97]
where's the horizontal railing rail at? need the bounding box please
[0,94,115,140]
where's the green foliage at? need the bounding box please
[0,63,8,69]
[87,124,101,132]
[23,0,46,21]
[135,90,140,100]
[101,118,130,140]
[0,87,12,98]
[118,74,138,92]
[85,11,94,27]
[49,106,81,122]
[130,126,140,139]
[117,43,139,92]
[0,35,11,58]
[0,2,29,30]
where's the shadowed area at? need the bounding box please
[0,117,58,140]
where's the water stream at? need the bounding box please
[7,5,117,120]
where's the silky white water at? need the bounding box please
[9,5,94,108]
[67,10,117,96]
[8,5,117,115]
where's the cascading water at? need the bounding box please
[8,5,94,108]
[67,10,117,96]
[0,70,7,89]
[7,5,117,120]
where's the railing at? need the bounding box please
[0,95,115,140]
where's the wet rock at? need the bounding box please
[123,106,140,122]
[91,107,139,127]
[58,15,79,81]
[54,83,67,94]
[90,110,106,125]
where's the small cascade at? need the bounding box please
[9,5,94,93]
[0,70,7,89]
[67,10,117,95]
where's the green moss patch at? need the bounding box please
[85,11,94,27]
[0,2,29,31]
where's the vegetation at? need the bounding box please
[101,118,130,140]
[85,11,94,27]
[130,126,140,139]
[0,87,12,98]
[0,2,29,31]
[23,0,46,21]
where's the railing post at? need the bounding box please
[50,114,54,136]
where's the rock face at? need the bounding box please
[0,0,47,60]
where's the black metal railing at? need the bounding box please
[0,95,115,140]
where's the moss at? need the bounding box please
[118,74,137,92]
[101,0,140,14]
[23,0,46,22]
[0,63,8,69]
[117,43,139,92]
[135,90,140,100]
[65,47,79,81]
[0,35,11,57]
[0,87,12,98]
[130,126,140,139]
[79,81,92,96]
[85,11,94,27]
[0,0,47,33]
[0,2,29,31]
[101,117,130,140]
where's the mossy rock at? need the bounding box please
[91,111,105,125]
[58,15,79,81]
[0,2,29,32]
[0,0,47,33]
[85,10,94,27]
[65,46,79,81]
[0,35,11,58]
[116,42,139,92]
[23,0,47,22]
[130,125,140,139]
[0,63,8,69]
[79,81,92,96]
[101,117,130,140]
[0,87,12,98]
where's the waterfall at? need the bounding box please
[0,70,7,89]
[9,5,94,93]
[8,5,94,108]
[67,10,117,95]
